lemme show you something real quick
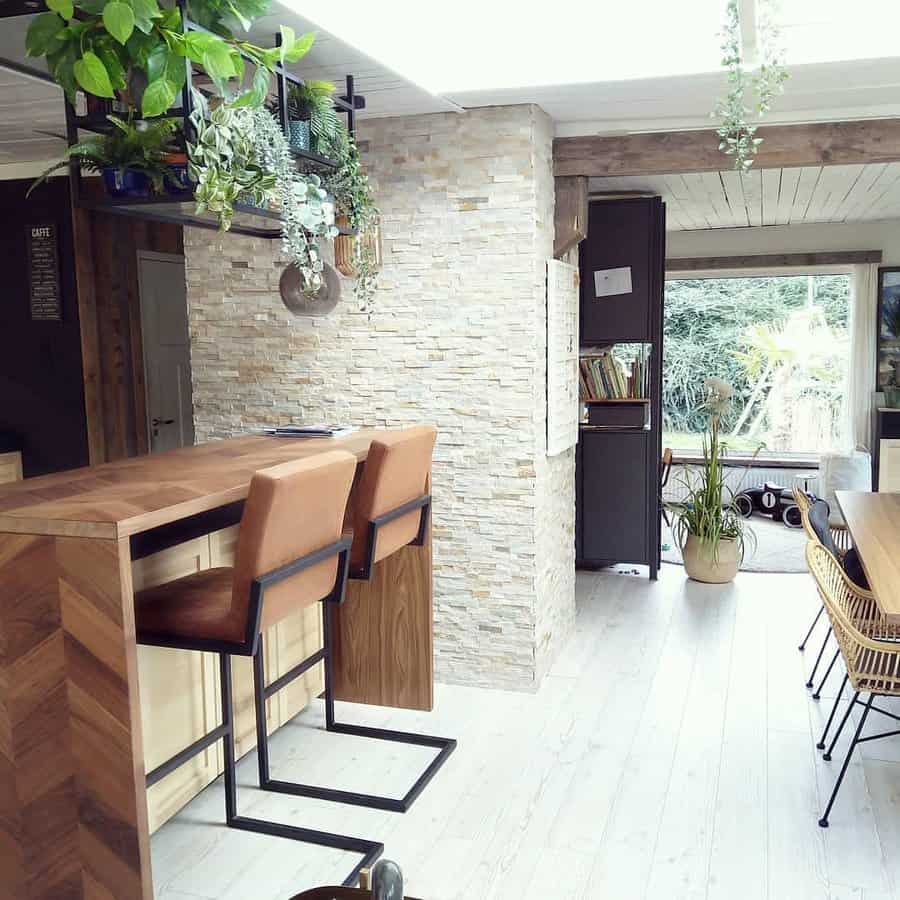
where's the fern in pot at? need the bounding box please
[284,80,338,152]
[668,378,757,584]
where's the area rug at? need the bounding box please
[661,514,808,574]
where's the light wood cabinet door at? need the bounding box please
[0,451,22,484]
[133,536,223,833]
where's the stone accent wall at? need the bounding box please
[184,104,575,690]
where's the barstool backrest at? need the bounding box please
[233,451,357,631]
[349,426,437,571]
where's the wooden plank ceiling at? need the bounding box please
[590,163,900,231]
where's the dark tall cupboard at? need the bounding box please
[575,197,665,578]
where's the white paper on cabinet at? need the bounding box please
[593,266,632,298]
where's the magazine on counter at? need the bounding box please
[263,424,357,438]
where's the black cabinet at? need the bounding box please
[580,198,660,344]
[575,196,665,578]
[578,430,649,565]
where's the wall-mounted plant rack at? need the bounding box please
[53,0,366,237]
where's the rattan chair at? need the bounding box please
[805,541,900,827]
[795,487,854,697]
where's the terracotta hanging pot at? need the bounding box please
[334,215,382,278]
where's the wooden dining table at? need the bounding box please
[836,490,900,622]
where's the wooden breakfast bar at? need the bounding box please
[0,430,434,900]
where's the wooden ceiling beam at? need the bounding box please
[553,119,900,178]
[553,175,588,259]
[666,249,883,272]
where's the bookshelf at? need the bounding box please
[575,197,665,578]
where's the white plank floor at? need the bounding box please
[151,566,900,900]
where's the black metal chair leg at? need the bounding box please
[255,602,457,814]
[253,646,271,784]
[823,689,860,761]
[220,653,237,823]
[819,692,874,827]
[218,651,383,887]
[812,648,841,700]
[817,673,848,750]
[799,605,825,651]
[806,627,832,688]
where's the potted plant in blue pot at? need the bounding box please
[29,115,181,199]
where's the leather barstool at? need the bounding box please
[135,451,383,887]
[252,426,457,814]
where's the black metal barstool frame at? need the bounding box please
[140,535,384,888]
[251,494,458,814]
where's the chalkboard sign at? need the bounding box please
[27,223,62,321]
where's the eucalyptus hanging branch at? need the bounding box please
[714,0,788,171]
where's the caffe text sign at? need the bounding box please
[28,223,62,321]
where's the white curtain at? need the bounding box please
[846,263,879,451]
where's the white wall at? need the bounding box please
[667,219,900,264]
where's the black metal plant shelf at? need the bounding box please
[56,0,365,236]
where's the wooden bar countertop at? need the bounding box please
[0,430,433,900]
[0,430,380,538]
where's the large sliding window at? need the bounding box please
[663,272,852,458]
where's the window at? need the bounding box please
[663,273,852,458]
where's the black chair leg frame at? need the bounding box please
[142,537,384,887]
[146,654,383,887]
[799,604,825,652]
[253,597,457,814]
[805,625,833,689]
[817,690,900,827]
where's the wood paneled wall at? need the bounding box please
[72,180,183,462]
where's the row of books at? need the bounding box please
[579,349,650,401]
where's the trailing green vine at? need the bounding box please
[714,0,788,171]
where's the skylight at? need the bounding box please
[288,0,900,97]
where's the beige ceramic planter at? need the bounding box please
[682,534,740,583]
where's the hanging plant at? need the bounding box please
[318,125,380,309]
[187,89,275,230]
[713,0,788,171]
[187,89,337,294]
[246,104,338,295]
[25,0,315,117]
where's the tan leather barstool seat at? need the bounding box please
[136,567,241,644]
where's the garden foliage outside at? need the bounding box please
[663,275,850,454]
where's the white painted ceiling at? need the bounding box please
[452,58,900,137]
[591,163,900,231]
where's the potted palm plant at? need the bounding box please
[668,378,756,583]
[29,115,181,198]
[285,80,338,152]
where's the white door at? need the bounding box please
[138,252,194,454]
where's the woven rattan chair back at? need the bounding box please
[805,541,900,695]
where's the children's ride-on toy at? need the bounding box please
[734,481,804,529]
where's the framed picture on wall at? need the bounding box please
[877,267,900,391]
